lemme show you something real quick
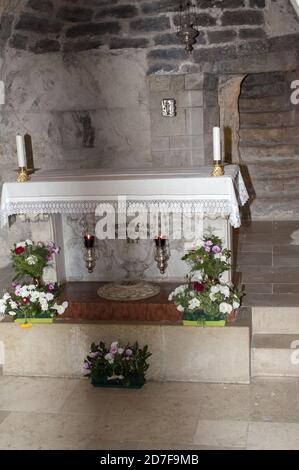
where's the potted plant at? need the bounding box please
[0,282,68,327]
[11,239,59,286]
[83,340,151,388]
[168,234,242,326]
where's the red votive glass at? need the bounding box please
[154,235,166,247]
[84,233,95,249]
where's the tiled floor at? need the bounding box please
[0,376,299,450]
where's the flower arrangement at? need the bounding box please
[83,340,151,388]
[11,240,59,282]
[0,282,68,321]
[169,234,242,323]
[0,239,67,325]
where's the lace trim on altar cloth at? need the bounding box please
[1,198,244,228]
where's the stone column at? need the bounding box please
[218,75,247,164]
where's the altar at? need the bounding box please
[0,164,248,288]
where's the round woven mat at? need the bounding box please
[97,281,160,301]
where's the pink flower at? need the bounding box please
[204,245,211,253]
[83,362,90,369]
[212,245,221,254]
[205,240,213,246]
[110,346,118,355]
[47,283,55,291]
[125,349,133,357]
[46,255,53,262]
[89,351,99,358]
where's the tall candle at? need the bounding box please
[213,127,221,161]
[16,134,27,168]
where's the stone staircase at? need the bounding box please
[251,307,299,377]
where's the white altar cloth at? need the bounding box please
[0,165,248,228]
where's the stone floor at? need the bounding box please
[0,376,299,450]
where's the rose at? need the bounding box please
[15,246,25,255]
[212,245,221,254]
[22,297,29,304]
[193,282,205,292]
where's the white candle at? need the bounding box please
[16,134,26,168]
[213,127,221,161]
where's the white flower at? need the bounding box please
[0,304,6,314]
[40,302,49,312]
[16,242,26,248]
[192,271,203,281]
[210,285,220,295]
[233,301,240,309]
[219,285,230,298]
[53,301,68,315]
[219,302,233,314]
[3,293,11,301]
[176,305,184,312]
[111,341,118,348]
[209,293,216,302]
[104,353,114,364]
[188,298,201,310]
[168,293,173,301]
[9,301,18,310]
[118,348,124,355]
[8,311,16,316]
[25,239,33,246]
[221,256,227,262]
[46,293,54,301]
[26,255,38,265]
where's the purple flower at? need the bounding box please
[46,255,53,262]
[110,346,118,355]
[212,245,221,254]
[83,362,90,369]
[125,349,133,357]
[11,282,17,289]
[89,351,99,358]
[205,240,213,246]
[204,245,211,253]
[47,282,55,291]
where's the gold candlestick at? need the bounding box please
[16,167,30,183]
[211,160,224,177]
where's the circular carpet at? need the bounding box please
[97,281,161,301]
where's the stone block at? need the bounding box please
[27,0,54,15]
[130,16,170,33]
[186,108,204,136]
[147,63,179,75]
[164,325,250,383]
[221,10,264,26]
[169,75,185,92]
[176,90,203,108]
[149,75,170,92]
[151,136,170,151]
[57,6,93,23]
[185,73,204,91]
[203,106,220,133]
[153,33,185,46]
[147,48,188,61]
[64,40,103,52]
[110,37,148,49]
[208,29,237,44]
[96,5,138,19]
[151,109,186,137]
[197,0,244,7]
[66,22,120,38]
[141,0,178,14]
[9,34,28,50]
[169,135,204,150]
[239,28,266,39]
[15,13,63,34]
[31,39,60,54]
[250,0,265,7]
[173,13,216,27]
[194,45,238,63]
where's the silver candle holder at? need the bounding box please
[84,233,97,273]
[154,237,169,275]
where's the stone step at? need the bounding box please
[241,110,299,129]
[252,307,299,334]
[239,144,299,161]
[251,333,299,377]
[240,127,299,146]
[239,95,293,113]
